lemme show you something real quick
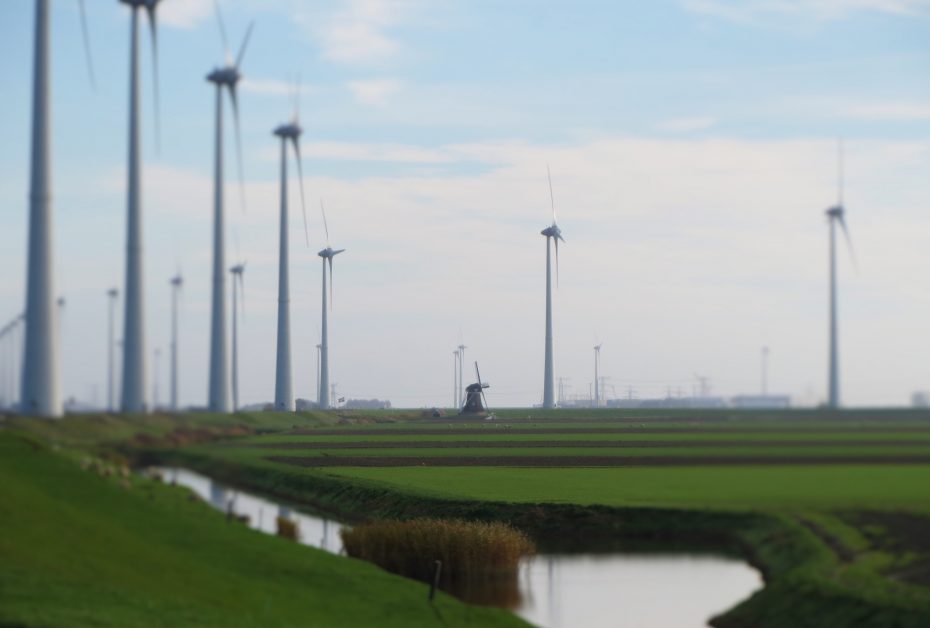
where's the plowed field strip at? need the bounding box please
[268,454,930,467]
[252,439,928,450]
[288,427,930,437]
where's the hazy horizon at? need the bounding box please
[2,0,929,410]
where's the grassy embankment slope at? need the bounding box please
[0,418,527,628]
[151,409,930,627]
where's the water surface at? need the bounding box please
[156,467,762,627]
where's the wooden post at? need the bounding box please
[428,560,442,601]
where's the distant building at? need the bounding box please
[731,395,792,409]
[344,398,392,410]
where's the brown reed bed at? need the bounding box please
[276,516,299,541]
[340,518,534,604]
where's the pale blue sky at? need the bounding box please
[1,0,929,408]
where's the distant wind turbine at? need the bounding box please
[169,273,183,411]
[119,0,161,414]
[317,201,345,410]
[593,343,603,408]
[21,0,94,417]
[272,84,309,412]
[540,166,565,409]
[825,140,857,409]
[207,2,253,413]
[230,262,246,413]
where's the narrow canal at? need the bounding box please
[157,467,763,628]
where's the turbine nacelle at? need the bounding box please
[170,274,183,288]
[541,224,563,241]
[207,66,241,87]
[825,205,844,220]
[119,0,160,9]
[318,247,346,259]
[274,121,303,139]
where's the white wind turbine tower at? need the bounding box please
[21,0,94,417]
[118,0,160,414]
[317,202,345,410]
[593,343,603,408]
[207,4,253,413]
[825,140,856,409]
[169,273,182,411]
[540,166,565,409]
[272,87,310,412]
[229,262,246,412]
[106,288,119,412]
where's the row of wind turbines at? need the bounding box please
[10,1,856,418]
[15,0,345,417]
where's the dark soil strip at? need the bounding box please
[252,439,927,450]
[288,427,930,437]
[268,454,930,467]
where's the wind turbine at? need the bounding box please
[593,343,603,408]
[825,140,856,409]
[117,0,160,414]
[21,0,94,417]
[457,343,466,408]
[106,288,119,412]
[540,166,565,409]
[229,262,246,412]
[317,202,345,410]
[207,3,254,413]
[272,85,309,412]
[452,349,460,408]
[169,273,182,411]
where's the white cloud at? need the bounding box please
[160,0,214,29]
[346,78,401,105]
[656,116,719,133]
[309,0,422,65]
[682,0,930,22]
[844,102,930,121]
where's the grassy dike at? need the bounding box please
[0,428,527,627]
[150,445,930,628]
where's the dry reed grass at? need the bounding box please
[276,516,299,540]
[340,518,534,592]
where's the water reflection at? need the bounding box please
[155,468,762,628]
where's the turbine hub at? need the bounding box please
[274,122,303,139]
[541,224,562,239]
[826,205,843,219]
[206,66,241,86]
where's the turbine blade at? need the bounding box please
[838,215,859,272]
[145,4,161,153]
[213,0,231,62]
[320,199,331,247]
[236,21,255,69]
[837,137,844,208]
[328,256,334,310]
[291,137,310,246]
[227,85,247,213]
[78,0,96,90]
[554,236,560,288]
[547,164,556,223]
[294,72,302,123]
[239,271,246,320]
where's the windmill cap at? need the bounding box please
[274,122,302,138]
[206,66,240,85]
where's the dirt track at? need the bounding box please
[253,439,929,450]
[287,427,930,437]
[268,454,930,467]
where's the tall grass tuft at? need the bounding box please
[341,519,534,605]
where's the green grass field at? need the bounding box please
[5,408,930,627]
[0,429,525,628]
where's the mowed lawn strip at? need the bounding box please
[0,432,527,628]
[319,465,930,510]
